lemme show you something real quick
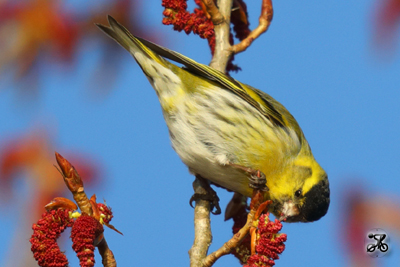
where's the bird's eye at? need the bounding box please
[295,189,302,198]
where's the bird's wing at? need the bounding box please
[135,35,289,130]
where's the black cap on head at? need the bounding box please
[302,179,330,222]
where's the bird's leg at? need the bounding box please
[228,163,269,191]
[190,175,221,215]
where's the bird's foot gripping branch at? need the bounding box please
[228,162,269,191]
[30,152,121,267]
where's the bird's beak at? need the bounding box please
[278,201,300,221]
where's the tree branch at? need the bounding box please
[55,152,117,267]
[190,1,234,265]
[201,0,225,25]
[202,191,266,267]
[189,177,213,267]
[98,238,117,267]
[208,0,233,72]
[203,208,256,267]
[190,1,274,266]
[231,0,273,54]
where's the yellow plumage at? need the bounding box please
[97,16,330,222]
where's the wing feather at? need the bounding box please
[135,36,288,129]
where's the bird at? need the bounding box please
[96,15,330,222]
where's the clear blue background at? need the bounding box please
[1,0,399,266]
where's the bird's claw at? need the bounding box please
[248,170,269,191]
[228,163,269,191]
[190,176,221,215]
[190,193,221,215]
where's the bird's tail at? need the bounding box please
[97,15,185,112]
[96,15,167,73]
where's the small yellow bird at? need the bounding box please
[97,16,330,222]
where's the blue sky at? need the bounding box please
[1,0,400,266]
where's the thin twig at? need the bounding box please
[55,152,117,267]
[231,0,273,54]
[98,238,117,267]
[202,191,264,267]
[55,152,93,215]
[203,208,256,267]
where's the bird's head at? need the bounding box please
[268,156,330,223]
